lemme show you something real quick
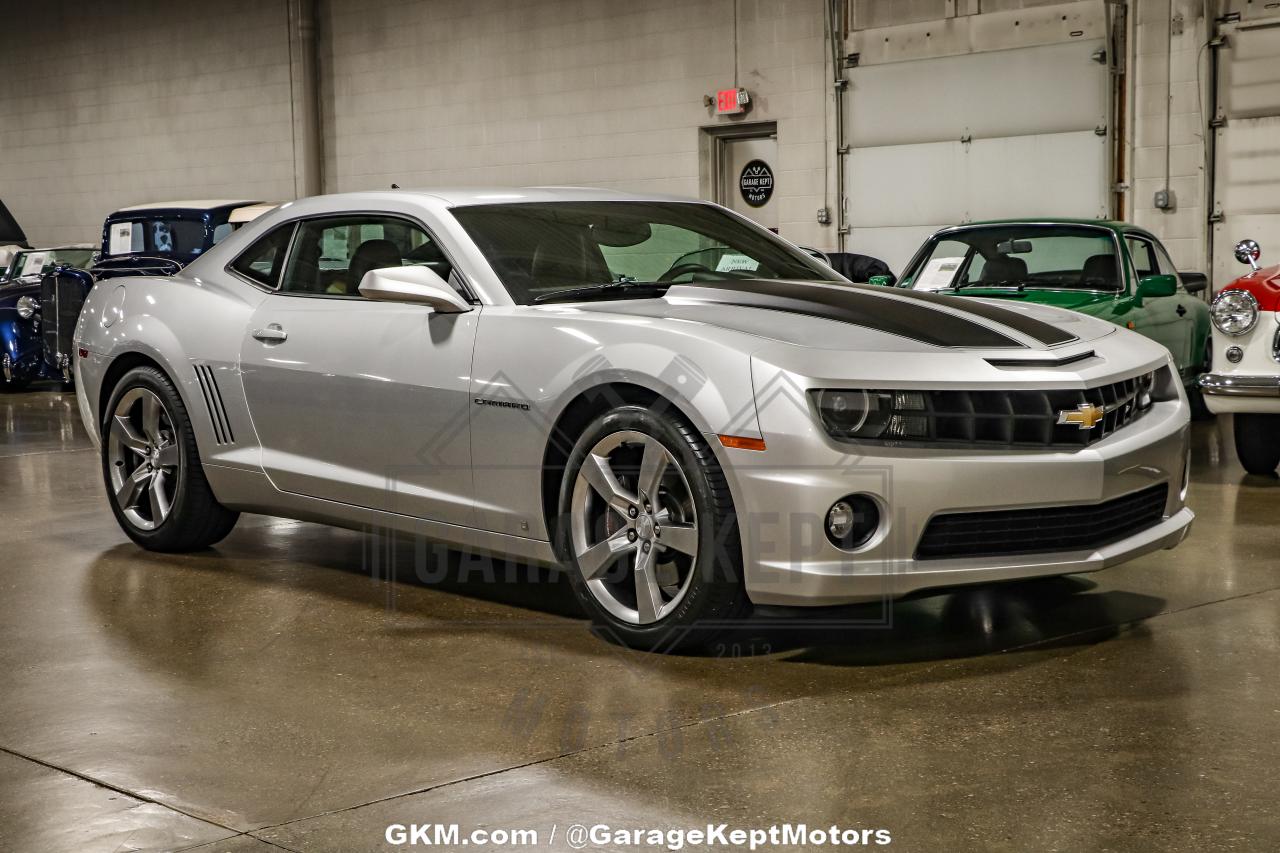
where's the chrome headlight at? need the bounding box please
[15,295,39,320]
[1211,290,1258,336]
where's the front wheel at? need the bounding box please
[101,366,239,551]
[1234,414,1280,476]
[556,404,749,651]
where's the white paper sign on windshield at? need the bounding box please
[20,252,48,277]
[715,253,760,273]
[913,256,964,291]
[109,222,136,255]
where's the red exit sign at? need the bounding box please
[715,87,749,115]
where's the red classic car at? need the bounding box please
[1199,240,1280,474]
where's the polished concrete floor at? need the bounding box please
[1,389,1278,852]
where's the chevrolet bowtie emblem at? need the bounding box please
[1057,403,1106,430]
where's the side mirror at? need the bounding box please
[1234,239,1261,271]
[1137,274,1178,298]
[358,265,471,313]
[867,275,893,287]
[1179,271,1208,295]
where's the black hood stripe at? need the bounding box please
[675,280,1027,349]
[855,283,1079,346]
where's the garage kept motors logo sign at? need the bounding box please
[739,159,774,207]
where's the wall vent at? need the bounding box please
[194,364,235,445]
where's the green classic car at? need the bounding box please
[883,220,1212,391]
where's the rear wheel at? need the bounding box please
[1234,414,1280,476]
[557,404,749,651]
[101,366,239,551]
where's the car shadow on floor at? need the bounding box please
[86,525,1168,671]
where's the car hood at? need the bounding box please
[574,279,1116,354]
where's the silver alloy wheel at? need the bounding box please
[570,430,700,625]
[107,387,181,531]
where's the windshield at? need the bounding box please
[451,201,842,304]
[904,225,1123,292]
[3,248,95,282]
[104,217,209,258]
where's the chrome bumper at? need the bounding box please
[1198,374,1280,397]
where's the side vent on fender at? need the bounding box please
[193,364,235,445]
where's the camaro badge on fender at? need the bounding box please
[1057,403,1106,430]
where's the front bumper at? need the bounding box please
[1199,373,1280,397]
[725,361,1193,607]
[1198,373,1280,415]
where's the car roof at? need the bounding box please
[309,187,704,207]
[940,218,1146,236]
[112,199,261,214]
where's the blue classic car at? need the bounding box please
[4,200,274,389]
[1,246,98,390]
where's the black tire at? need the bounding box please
[1234,414,1280,476]
[101,366,239,551]
[556,404,749,652]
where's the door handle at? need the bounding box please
[252,324,288,343]
[1175,305,1187,316]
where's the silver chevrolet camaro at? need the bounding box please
[73,188,1194,649]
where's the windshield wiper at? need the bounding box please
[532,281,668,305]
[954,279,1027,291]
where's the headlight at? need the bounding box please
[812,389,929,440]
[15,295,39,320]
[1211,289,1258,336]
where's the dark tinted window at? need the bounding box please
[451,201,841,304]
[230,224,294,287]
[279,215,447,297]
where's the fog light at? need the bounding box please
[1226,346,1244,364]
[825,495,880,550]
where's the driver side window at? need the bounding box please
[278,215,448,297]
[1126,237,1158,278]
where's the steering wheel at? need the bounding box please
[659,261,718,282]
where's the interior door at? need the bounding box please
[237,214,477,527]
[719,134,779,231]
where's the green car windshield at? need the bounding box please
[905,225,1123,293]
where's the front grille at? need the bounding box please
[39,272,58,365]
[915,483,1169,560]
[907,373,1156,448]
[39,270,90,371]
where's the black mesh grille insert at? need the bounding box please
[911,374,1154,448]
[915,484,1169,560]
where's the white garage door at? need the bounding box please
[1212,19,1280,289]
[846,39,1112,274]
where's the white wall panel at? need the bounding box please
[848,130,1107,271]
[849,39,1108,148]
[0,0,297,246]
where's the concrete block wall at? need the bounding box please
[320,0,835,247]
[1129,0,1211,271]
[0,0,299,246]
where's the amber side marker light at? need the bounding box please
[718,434,767,451]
